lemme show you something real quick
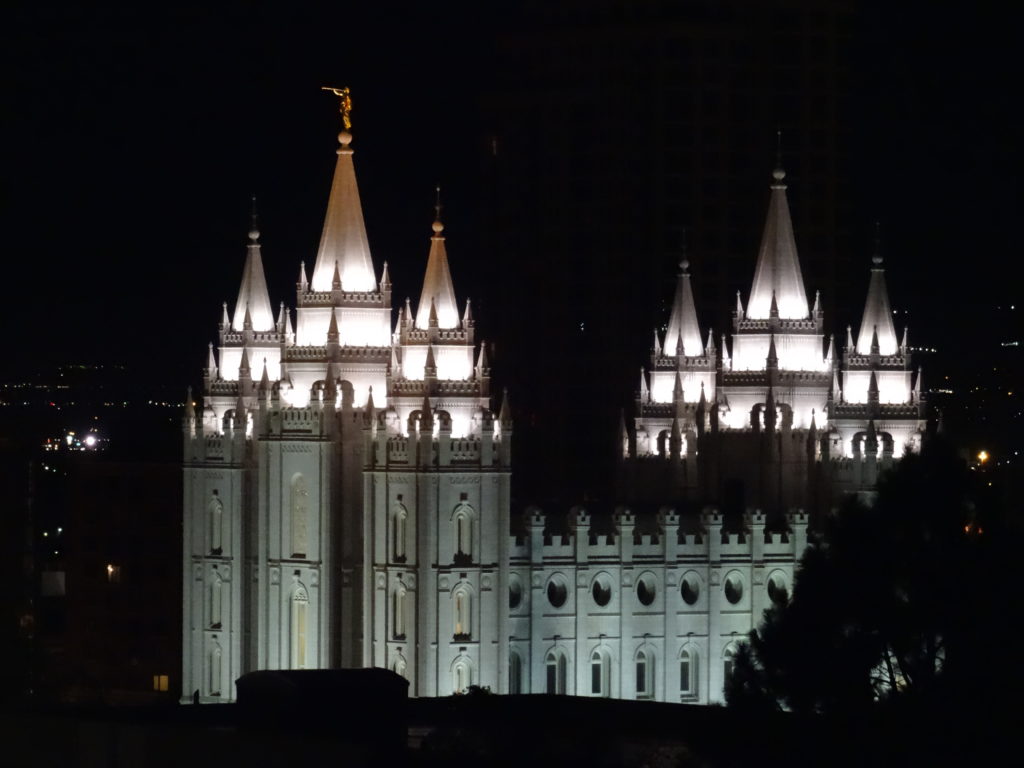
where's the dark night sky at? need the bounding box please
[6,1,1021,483]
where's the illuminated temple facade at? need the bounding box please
[182,119,925,705]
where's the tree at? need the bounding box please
[727,437,1019,714]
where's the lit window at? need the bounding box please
[106,564,121,583]
[153,674,169,692]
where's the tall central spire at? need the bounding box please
[310,95,377,293]
[663,257,703,357]
[232,196,275,332]
[855,249,898,356]
[415,189,459,329]
[746,164,809,320]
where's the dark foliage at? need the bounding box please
[727,437,1021,714]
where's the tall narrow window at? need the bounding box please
[636,650,653,698]
[291,474,309,558]
[546,650,567,694]
[393,505,407,561]
[680,649,694,696]
[453,660,471,693]
[209,575,222,629]
[509,651,522,695]
[453,588,471,639]
[723,645,736,693]
[454,510,472,559]
[591,650,609,697]
[209,641,222,697]
[393,588,406,639]
[208,498,223,554]
[292,587,309,669]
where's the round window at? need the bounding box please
[767,574,788,605]
[681,575,700,606]
[592,576,612,607]
[636,576,656,606]
[547,579,567,608]
[509,579,522,609]
[724,574,743,605]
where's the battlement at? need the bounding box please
[735,316,822,333]
[402,328,471,343]
[221,330,286,345]
[651,353,714,370]
[286,345,329,361]
[297,289,387,307]
[390,378,481,395]
[510,506,808,565]
[843,353,909,369]
[830,402,921,418]
[721,370,831,385]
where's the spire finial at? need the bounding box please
[872,220,883,266]
[321,86,352,143]
[249,194,260,242]
[773,128,785,181]
[432,184,444,235]
[679,227,689,273]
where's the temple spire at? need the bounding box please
[855,243,898,355]
[664,255,703,357]
[311,89,377,293]
[639,368,649,402]
[415,188,459,329]
[746,159,809,320]
[232,196,275,332]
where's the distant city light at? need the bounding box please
[84,434,97,447]
[977,450,989,464]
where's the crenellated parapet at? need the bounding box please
[510,506,809,566]
[297,288,388,307]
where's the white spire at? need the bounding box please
[746,165,809,320]
[415,191,459,329]
[310,127,377,292]
[232,197,275,332]
[664,257,703,357]
[855,251,898,355]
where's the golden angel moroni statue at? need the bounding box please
[321,86,352,130]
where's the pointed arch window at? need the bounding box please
[290,474,309,558]
[723,643,738,694]
[453,505,473,563]
[291,587,309,669]
[636,649,654,699]
[208,640,222,697]
[591,649,610,697]
[453,658,472,694]
[453,587,471,640]
[208,497,223,554]
[679,648,697,698]
[393,587,407,640]
[208,574,222,629]
[393,654,407,680]
[393,504,408,562]
[546,650,567,695]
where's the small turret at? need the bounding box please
[331,261,342,291]
[424,343,437,380]
[870,325,880,358]
[327,310,340,346]
[499,388,512,429]
[364,386,376,429]
[705,328,716,355]
[475,341,489,376]
[831,368,842,404]
[242,303,253,333]
[720,332,730,369]
[652,329,661,357]
[390,345,401,379]
[672,370,683,403]
[639,368,649,403]
[766,333,779,371]
[769,290,780,319]
[669,413,682,459]
[764,385,777,432]
[380,261,391,292]
[259,358,270,392]
[221,302,230,330]
[205,343,218,382]
[298,261,308,292]
[735,291,745,321]
[812,290,821,316]
[696,383,707,436]
[825,334,835,366]
[807,409,818,458]
[900,326,908,355]
[239,346,252,385]
[463,298,474,328]
[428,297,439,329]
[913,366,922,403]
[868,370,879,405]
[404,297,413,328]
[846,324,854,351]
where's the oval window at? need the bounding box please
[681,576,699,606]
[767,575,788,605]
[509,579,522,609]
[547,579,567,608]
[592,577,611,607]
[724,574,743,605]
[637,576,656,606]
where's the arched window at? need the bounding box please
[636,649,654,699]
[209,574,222,629]
[453,506,473,560]
[393,588,406,639]
[591,649,610,697]
[208,497,223,554]
[509,650,522,695]
[546,650,567,695]
[723,643,737,693]
[209,640,222,697]
[453,658,472,694]
[393,505,408,562]
[290,474,309,558]
[453,587,471,639]
[679,648,697,698]
[292,587,309,669]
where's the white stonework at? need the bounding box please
[183,122,925,706]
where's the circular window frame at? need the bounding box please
[591,573,612,607]
[724,572,744,605]
[546,574,568,608]
[636,573,657,606]
[767,571,788,605]
[680,572,700,606]
[509,576,523,610]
